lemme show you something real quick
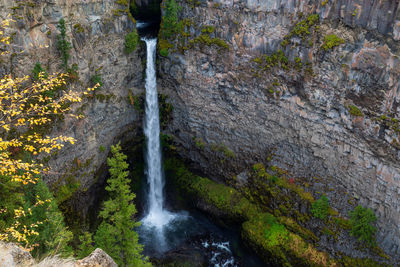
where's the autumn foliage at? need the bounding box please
[0,18,94,251]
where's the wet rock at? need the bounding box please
[153,248,207,267]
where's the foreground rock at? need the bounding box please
[0,242,34,266]
[75,248,117,267]
[0,242,117,267]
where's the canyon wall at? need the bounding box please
[0,0,143,210]
[160,0,400,257]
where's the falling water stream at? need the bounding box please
[137,27,264,266]
[141,38,176,228]
[140,38,181,253]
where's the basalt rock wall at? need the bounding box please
[160,0,400,257]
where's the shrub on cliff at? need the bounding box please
[322,34,345,51]
[94,144,151,266]
[349,205,377,246]
[311,195,329,220]
[160,48,169,57]
[125,30,139,54]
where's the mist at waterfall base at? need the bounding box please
[136,22,265,267]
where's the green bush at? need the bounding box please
[189,34,229,49]
[73,24,84,33]
[290,14,319,39]
[201,26,215,34]
[322,34,345,51]
[311,195,329,220]
[125,30,139,54]
[348,104,363,117]
[349,205,377,246]
[160,48,169,57]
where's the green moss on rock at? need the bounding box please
[322,34,345,51]
[189,34,229,50]
[164,158,338,266]
[348,104,363,117]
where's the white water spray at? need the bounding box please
[141,38,175,230]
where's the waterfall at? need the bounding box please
[141,38,175,230]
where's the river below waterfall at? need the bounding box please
[138,208,266,266]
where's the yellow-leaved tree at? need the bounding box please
[0,18,94,252]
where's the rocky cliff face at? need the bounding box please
[0,0,143,213]
[160,0,400,257]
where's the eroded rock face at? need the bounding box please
[0,0,143,213]
[160,0,400,258]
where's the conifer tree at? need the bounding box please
[56,18,72,70]
[94,144,150,266]
[349,205,377,246]
[23,179,73,257]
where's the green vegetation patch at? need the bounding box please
[288,14,320,40]
[158,0,229,54]
[349,205,377,246]
[158,94,174,128]
[311,195,329,220]
[322,34,345,51]
[242,212,336,266]
[189,34,229,50]
[73,23,84,33]
[253,49,289,71]
[211,143,235,158]
[164,158,337,266]
[348,104,363,117]
[165,157,257,221]
[252,14,320,78]
[125,30,139,53]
